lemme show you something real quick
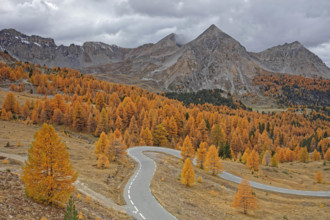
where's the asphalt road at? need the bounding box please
[124,146,330,220]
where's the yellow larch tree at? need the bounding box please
[140,127,154,146]
[204,145,223,176]
[97,154,110,168]
[232,179,257,214]
[210,124,226,148]
[299,147,310,163]
[181,158,195,187]
[181,135,195,161]
[247,149,259,171]
[241,148,251,164]
[315,171,323,183]
[2,92,17,113]
[196,142,208,169]
[312,149,321,161]
[271,153,279,167]
[107,129,127,162]
[22,124,78,206]
[94,132,108,156]
[325,148,330,161]
[95,108,108,137]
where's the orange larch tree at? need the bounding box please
[247,149,259,171]
[95,132,108,156]
[95,108,109,137]
[181,158,195,187]
[232,179,257,214]
[204,145,223,176]
[312,149,321,161]
[196,142,208,169]
[107,129,127,162]
[2,92,17,113]
[299,147,310,163]
[315,171,323,183]
[181,135,195,161]
[22,124,78,206]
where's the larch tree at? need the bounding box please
[241,148,251,164]
[261,150,271,166]
[87,112,97,133]
[126,116,139,147]
[72,101,85,132]
[325,148,330,161]
[97,154,110,168]
[52,108,63,125]
[94,132,108,156]
[204,145,223,176]
[315,171,323,183]
[107,129,127,162]
[167,116,178,139]
[299,147,310,163]
[2,92,17,113]
[312,149,321,161]
[181,158,195,187]
[247,149,259,171]
[196,142,208,169]
[95,108,108,137]
[232,179,257,214]
[95,92,105,111]
[153,123,169,147]
[230,129,243,158]
[210,124,226,148]
[22,124,78,206]
[181,135,195,161]
[140,127,154,146]
[271,154,279,167]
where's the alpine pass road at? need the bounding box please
[124,146,330,220]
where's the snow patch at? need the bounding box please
[34,42,41,47]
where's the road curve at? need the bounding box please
[124,146,330,219]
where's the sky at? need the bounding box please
[1,0,330,66]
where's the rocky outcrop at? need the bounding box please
[1,25,329,94]
[250,41,330,79]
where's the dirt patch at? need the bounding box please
[146,152,330,220]
[0,170,132,220]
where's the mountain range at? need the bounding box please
[0,24,329,94]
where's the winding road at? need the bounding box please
[2,147,330,220]
[124,146,330,220]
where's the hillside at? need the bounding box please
[1,25,329,95]
[0,60,330,219]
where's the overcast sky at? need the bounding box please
[1,0,330,66]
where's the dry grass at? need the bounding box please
[0,120,136,206]
[222,160,330,191]
[146,152,330,220]
[0,170,132,220]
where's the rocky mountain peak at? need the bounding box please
[250,41,330,78]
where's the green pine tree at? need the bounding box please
[219,140,231,159]
[63,197,78,220]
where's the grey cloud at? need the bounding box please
[0,0,330,66]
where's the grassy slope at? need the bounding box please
[146,152,330,220]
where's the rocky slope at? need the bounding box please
[250,41,330,79]
[1,25,329,94]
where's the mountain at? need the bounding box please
[250,41,330,79]
[1,25,329,94]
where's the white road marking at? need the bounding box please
[140,213,146,219]
[134,206,139,212]
[128,195,131,199]
[128,190,130,194]
[130,200,134,205]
